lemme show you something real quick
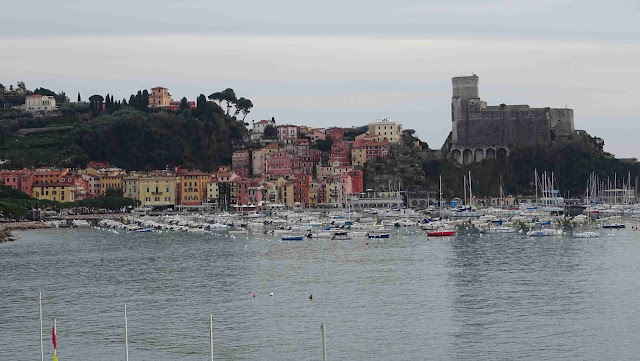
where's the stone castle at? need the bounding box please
[443,75,575,164]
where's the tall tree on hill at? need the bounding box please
[142,89,149,111]
[77,92,81,102]
[16,81,27,93]
[122,98,127,106]
[0,83,5,93]
[135,91,143,110]
[180,97,189,110]
[208,91,224,107]
[88,94,104,112]
[221,88,236,115]
[234,97,254,121]
[56,91,69,104]
[110,94,114,106]
[105,93,111,111]
[129,94,137,109]
[196,94,207,116]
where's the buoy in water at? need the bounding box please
[309,294,313,300]
[270,292,274,296]
[365,242,369,246]
[252,293,256,298]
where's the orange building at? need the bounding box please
[180,171,210,205]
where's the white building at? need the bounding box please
[367,118,402,143]
[24,94,57,113]
[251,119,276,142]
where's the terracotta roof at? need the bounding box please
[26,94,44,98]
[151,86,168,90]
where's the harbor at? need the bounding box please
[4,220,640,360]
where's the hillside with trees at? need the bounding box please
[0,83,251,171]
[364,131,640,200]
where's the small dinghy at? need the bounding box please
[282,236,304,241]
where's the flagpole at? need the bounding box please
[209,314,214,361]
[53,318,57,360]
[124,305,129,361]
[39,292,44,361]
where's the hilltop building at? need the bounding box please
[444,75,575,164]
[149,86,172,108]
[24,94,57,113]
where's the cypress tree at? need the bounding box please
[77,92,81,102]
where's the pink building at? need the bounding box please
[81,174,101,198]
[311,128,326,143]
[0,169,35,196]
[266,155,293,175]
[232,150,250,178]
[277,125,298,145]
[365,140,390,161]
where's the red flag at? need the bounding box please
[52,324,56,350]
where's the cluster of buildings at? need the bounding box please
[0,117,406,210]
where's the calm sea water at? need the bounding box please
[2,226,640,360]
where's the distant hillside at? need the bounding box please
[0,101,248,171]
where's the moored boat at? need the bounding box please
[427,229,456,237]
[574,231,599,238]
[282,236,304,241]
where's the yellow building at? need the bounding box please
[367,118,402,143]
[100,174,124,195]
[32,184,75,203]
[278,181,295,208]
[180,172,210,205]
[309,181,320,207]
[351,148,366,167]
[123,174,141,201]
[206,181,219,209]
[149,86,172,108]
[138,176,177,208]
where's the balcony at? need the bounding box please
[151,191,164,195]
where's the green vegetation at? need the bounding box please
[365,133,640,199]
[0,87,251,171]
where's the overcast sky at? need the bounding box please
[1,0,639,157]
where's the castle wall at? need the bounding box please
[455,107,552,147]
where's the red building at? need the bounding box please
[326,127,344,141]
[169,100,196,111]
[294,174,311,206]
[329,140,352,167]
[348,169,364,194]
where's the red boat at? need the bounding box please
[427,230,456,237]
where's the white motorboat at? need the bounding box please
[527,228,563,237]
[574,231,599,238]
[480,226,516,233]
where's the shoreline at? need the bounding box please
[0,222,52,243]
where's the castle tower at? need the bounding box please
[452,75,479,101]
[451,75,480,143]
